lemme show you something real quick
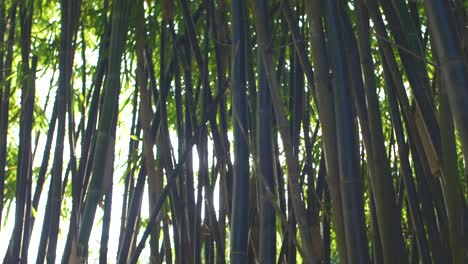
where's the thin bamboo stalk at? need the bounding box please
[381,53,431,263]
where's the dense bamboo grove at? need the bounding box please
[0,0,467,262]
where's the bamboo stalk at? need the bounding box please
[0,1,17,232]
[253,1,324,262]
[304,0,348,261]
[424,2,468,261]
[230,0,250,262]
[7,0,34,261]
[256,15,276,261]
[355,1,408,262]
[77,0,130,259]
[324,1,370,262]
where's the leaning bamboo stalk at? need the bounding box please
[379,0,442,162]
[379,45,445,263]
[304,0,348,261]
[29,102,57,239]
[62,30,110,261]
[381,53,431,263]
[76,0,130,259]
[366,9,450,258]
[253,1,324,263]
[354,1,408,262]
